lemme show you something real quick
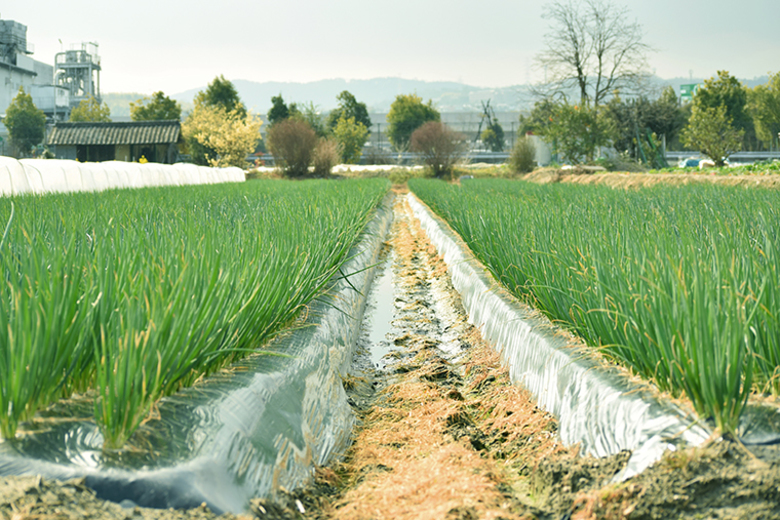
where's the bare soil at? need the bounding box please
[522,168,780,189]
[2,189,780,520]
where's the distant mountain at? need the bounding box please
[171,78,534,114]
[103,75,770,119]
[102,92,144,118]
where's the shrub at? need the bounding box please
[388,167,426,184]
[267,118,318,177]
[410,121,466,178]
[594,151,647,172]
[387,94,440,151]
[680,104,744,167]
[313,137,340,176]
[333,116,369,164]
[508,136,536,173]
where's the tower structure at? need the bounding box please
[0,19,31,65]
[55,42,101,109]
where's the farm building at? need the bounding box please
[47,120,182,163]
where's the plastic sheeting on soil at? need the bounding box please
[406,193,712,481]
[0,157,244,196]
[0,194,393,514]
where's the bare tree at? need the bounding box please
[410,122,467,178]
[536,0,652,107]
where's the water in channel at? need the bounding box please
[362,248,398,369]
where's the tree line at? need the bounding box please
[521,70,780,168]
[4,0,777,171]
[520,0,780,168]
[2,76,448,173]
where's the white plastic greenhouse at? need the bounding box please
[0,157,244,196]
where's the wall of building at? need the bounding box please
[50,144,77,160]
[1,17,57,146]
[28,84,69,118]
[0,61,37,116]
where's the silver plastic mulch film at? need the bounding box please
[0,193,393,514]
[406,193,711,480]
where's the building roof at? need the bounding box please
[48,120,180,146]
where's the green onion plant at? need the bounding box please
[410,178,779,433]
[0,178,388,446]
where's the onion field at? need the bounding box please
[409,178,780,433]
[0,178,388,447]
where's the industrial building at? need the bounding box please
[1,15,104,155]
[0,18,64,123]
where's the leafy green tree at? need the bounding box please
[69,96,111,122]
[386,94,440,151]
[693,71,755,149]
[652,86,690,150]
[518,99,557,136]
[185,77,253,166]
[130,91,182,121]
[477,100,504,152]
[681,104,744,167]
[481,122,505,152]
[181,103,261,168]
[267,94,290,126]
[195,75,246,119]
[4,87,46,157]
[333,116,369,164]
[539,102,613,163]
[327,91,371,132]
[748,71,780,148]
[292,102,328,137]
[604,86,687,159]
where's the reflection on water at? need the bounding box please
[364,250,397,368]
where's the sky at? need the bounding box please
[4,0,779,95]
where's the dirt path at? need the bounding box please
[3,191,780,520]
[304,193,598,519]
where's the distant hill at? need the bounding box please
[102,92,144,118]
[102,75,770,119]
[171,78,534,114]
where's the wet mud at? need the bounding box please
[2,190,780,519]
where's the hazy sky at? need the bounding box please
[5,0,779,95]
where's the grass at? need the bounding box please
[409,178,780,433]
[0,178,389,446]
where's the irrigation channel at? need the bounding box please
[2,188,780,519]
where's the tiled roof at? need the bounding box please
[48,120,181,146]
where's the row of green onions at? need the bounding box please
[409,178,780,434]
[0,178,389,447]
